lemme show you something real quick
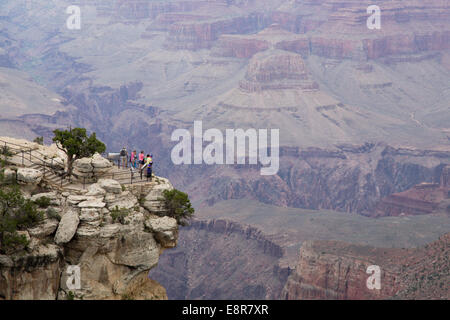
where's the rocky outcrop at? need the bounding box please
[145,216,178,248]
[239,50,318,92]
[165,14,266,50]
[374,165,450,217]
[16,168,43,185]
[143,178,174,213]
[73,153,114,182]
[0,148,179,299]
[281,233,450,300]
[54,209,80,245]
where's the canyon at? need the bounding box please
[0,0,449,299]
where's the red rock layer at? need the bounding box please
[282,233,450,300]
[374,165,450,217]
[239,51,319,92]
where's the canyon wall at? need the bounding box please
[149,219,290,300]
[281,233,450,300]
[374,165,450,217]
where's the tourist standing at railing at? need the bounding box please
[142,154,153,180]
[138,150,145,170]
[130,150,137,169]
[120,147,128,168]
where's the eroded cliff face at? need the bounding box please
[281,233,450,300]
[374,165,450,217]
[181,144,450,215]
[149,219,290,300]
[0,147,179,300]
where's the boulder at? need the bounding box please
[28,219,59,238]
[78,199,106,208]
[3,168,16,183]
[85,183,107,196]
[67,195,96,206]
[91,153,112,170]
[16,168,43,185]
[54,209,80,244]
[31,192,60,206]
[73,158,93,173]
[145,216,178,248]
[107,231,160,269]
[79,208,101,222]
[106,192,138,211]
[98,179,122,194]
[143,180,174,213]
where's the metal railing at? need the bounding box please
[0,138,65,167]
[99,159,155,186]
[1,139,155,189]
[0,139,71,188]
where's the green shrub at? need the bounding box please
[33,136,44,145]
[46,207,61,221]
[0,185,43,254]
[67,291,75,300]
[33,196,51,208]
[159,189,195,226]
[110,206,129,224]
[0,146,13,157]
[121,293,133,300]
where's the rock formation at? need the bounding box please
[0,139,179,300]
[374,165,450,217]
[149,219,289,300]
[239,49,318,92]
[281,233,450,300]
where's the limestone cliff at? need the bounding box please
[0,140,180,300]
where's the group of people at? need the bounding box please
[120,147,153,179]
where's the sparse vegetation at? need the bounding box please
[110,206,129,224]
[33,196,51,208]
[138,194,146,206]
[159,189,195,226]
[0,184,43,254]
[53,127,106,176]
[33,136,44,145]
[0,145,13,158]
[46,207,61,221]
[67,291,75,300]
[121,293,133,300]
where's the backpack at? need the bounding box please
[120,149,126,157]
